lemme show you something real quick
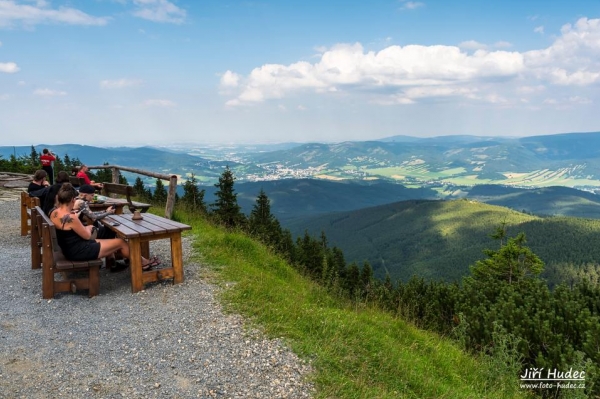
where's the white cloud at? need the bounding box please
[524,18,600,86]
[0,40,2,46]
[399,1,424,10]
[219,70,240,88]
[0,0,110,27]
[142,99,176,107]
[100,78,142,89]
[0,93,8,100]
[517,85,545,94]
[34,88,66,97]
[223,42,524,106]
[223,17,600,107]
[458,40,487,50]
[534,26,544,34]
[494,41,512,49]
[0,61,18,73]
[132,0,186,24]
[569,96,591,104]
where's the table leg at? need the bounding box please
[129,237,143,293]
[141,241,150,259]
[171,233,184,284]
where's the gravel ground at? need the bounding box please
[0,193,314,398]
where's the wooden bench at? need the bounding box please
[20,191,40,236]
[69,176,86,187]
[32,206,101,298]
[102,182,151,213]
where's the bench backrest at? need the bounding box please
[101,182,151,213]
[36,206,63,264]
[69,176,85,187]
[31,206,44,269]
[21,191,40,236]
[102,182,134,209]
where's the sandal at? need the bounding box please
[142,256,161,271]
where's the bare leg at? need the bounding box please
[97,238,149,265]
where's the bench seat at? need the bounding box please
[32,206,101,298]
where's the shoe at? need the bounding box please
[109,262,129,273]
[142,256,161,271]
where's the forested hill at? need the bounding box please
[284,199,600,286]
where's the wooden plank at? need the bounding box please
[133,214,180,233]
[142,213,192,231]
[142,267,175,284]
[100,216,140,238]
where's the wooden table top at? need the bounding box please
[100,213,191,238]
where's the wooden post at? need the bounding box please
[165,175,178,219]
[20,191,28,236]
[112,167,120,184]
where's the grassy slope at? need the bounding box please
[178,212,529,398]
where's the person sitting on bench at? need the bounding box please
[28,169,51,204]
[42,171,70,215]
[73,184,117,240]
[76,165,103,191]
[50,183,160,271]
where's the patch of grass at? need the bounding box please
[185,215,530,399]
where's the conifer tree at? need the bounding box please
[470,232,543,285]
[94,163,113,184]
[248,189,277,242]
[132,176,151,201]
[29,146,39,169]
[210,166,245,228]
[153,179,168,204]
[181,173,207,213]
[344,262,361,299]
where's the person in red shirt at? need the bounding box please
[76,165,103,190]
[40,148,56,184]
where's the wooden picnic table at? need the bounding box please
[99,213,192,293]
[88,198,128,214]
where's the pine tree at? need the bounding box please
[248,189,277,242]
[181,173,207,213]
[470,231,544,285]
[210,166,245,228]
[30,146,39,169]
[153,179,168,204]
[133,176,150,201]
[94,162,113,184]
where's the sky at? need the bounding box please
[0,0,599,147]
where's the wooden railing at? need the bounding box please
[86,165,177,219]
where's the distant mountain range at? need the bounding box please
[4,131,600,189]
[238,131,600,189]
[4,131,600,220]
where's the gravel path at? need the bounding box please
[0,194,313,398]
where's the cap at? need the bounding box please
[79,185,95,194]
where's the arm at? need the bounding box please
[77,199,115,221]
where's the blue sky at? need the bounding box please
[1,0,599,146]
